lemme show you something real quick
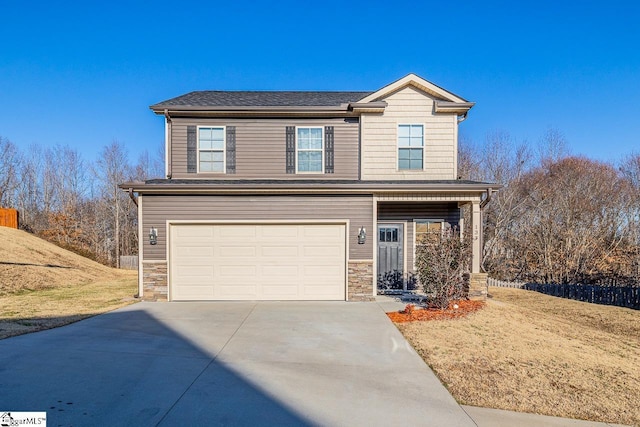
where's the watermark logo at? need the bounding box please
[0,412,46,426]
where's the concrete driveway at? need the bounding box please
[0,301,475,426]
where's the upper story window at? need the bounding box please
[398,124,424,170]
[198,126,225,173]
[297,127,323,173]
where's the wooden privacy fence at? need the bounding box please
[0,208,19,228]
[524,283,640,310]
[119,256,138,270]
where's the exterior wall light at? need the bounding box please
[149,227,158,245]
[357,226,366,244]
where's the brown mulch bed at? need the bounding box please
[387,300,485,323]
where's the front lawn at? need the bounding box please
[394,287,640,426]
[0,273,138,339]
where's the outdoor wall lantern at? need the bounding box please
[357,226,366,244]
[149,227,158,245]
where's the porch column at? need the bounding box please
[471,201,481,274]
[469,200,487,300]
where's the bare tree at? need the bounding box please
[94,140,133,267]
[537,127,569,166]
[0,136,21,207]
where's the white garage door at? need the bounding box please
[169,223,346,301]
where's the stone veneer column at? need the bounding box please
[348,260,374,302]
[142,261,168,301]
[469,272,488,301]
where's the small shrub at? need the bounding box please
[377,270,418,294]
[404,303,415,316]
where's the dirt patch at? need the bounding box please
[394,287,640,426]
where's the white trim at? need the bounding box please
[372,196,378,296]
[166,219,349,302]
[358,73,467,104]
[376,220,407,291]
[453,115,459,179]
[396,123,425,172]
[294,126,325,174]
[196,125,226,174]
[138,195,144,298]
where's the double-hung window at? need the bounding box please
[398,124,424,170]
[415,219,450,244]
[297,127,323,173]
[198,127,225,173]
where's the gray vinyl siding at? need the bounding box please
[377,202,460,273]
[142,194,373,261]
[170,118,359,179]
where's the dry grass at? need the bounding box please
[0,227,123,295]
[396,287,640,426]
[0,227,138,339]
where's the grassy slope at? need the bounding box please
[397,287,640,426]
[0,227,137,339]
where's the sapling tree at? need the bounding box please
[415,227,471,309]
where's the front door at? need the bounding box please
[377,223,404,293]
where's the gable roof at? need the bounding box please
[150,73,472,115]
[358,73,468,103]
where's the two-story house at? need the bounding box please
[120,73,499,302]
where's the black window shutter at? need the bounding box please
[286,126,296,174]
[226,126,236,174]
[325,126,334,174]
[187,126,197,173]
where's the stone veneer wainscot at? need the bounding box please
[348,260,374,301]
[142,261,168,301]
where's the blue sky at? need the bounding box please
[1,1,638,165]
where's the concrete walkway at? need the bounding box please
[0,300,629,426]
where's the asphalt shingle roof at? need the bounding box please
[152,91,373,108]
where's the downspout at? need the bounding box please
[480,187,493,209]
[128,188,138,207]
[164,109,172,179]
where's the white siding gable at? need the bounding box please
[361,85,458,180]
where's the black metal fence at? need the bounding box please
[524,283,640,310]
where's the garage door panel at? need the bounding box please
[219,265,256,277]
[176,246,214,257]
[218,245,257,257]
[303,264,342,276]
[262,226,299,238]
[219,227,256,238]
[261,245,300,257]
[175,286,215,298]
[175,226,213,238]
[303,285,342,296]
[262,284,299,295]
[175,265,214,277]
[303,245,343,257]
[170,223,346,301]
[218,284,258,296]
